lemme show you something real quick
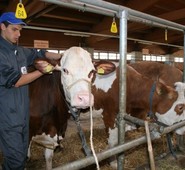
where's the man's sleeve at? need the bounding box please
[0,61,21,88]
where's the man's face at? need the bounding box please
[0,23,23,44]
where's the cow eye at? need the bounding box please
[63,68,69,74]
[88,70,95,78]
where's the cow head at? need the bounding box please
[58,47,95,109]
[55,47,116,110]
[155,82,185,135]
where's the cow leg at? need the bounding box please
[45,148,54,170]
[27,141,32,161]
[107,124,137,169]
[108,127,118,169]
[31,134,62,169]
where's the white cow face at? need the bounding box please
[60,47,95,109]
[156,82,185,135]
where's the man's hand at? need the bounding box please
[34,60,54,74]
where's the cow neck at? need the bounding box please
[147,82,172,127]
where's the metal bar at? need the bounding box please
[42,0,116,17]
[41,0,185,31]
[160,120,185,134]
[124,115,185,135]
[24,26,183,49]
[124,114,145,126]
[74,0,185,31]
[24,25,119,38]
[117,9,128,170]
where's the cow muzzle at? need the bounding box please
[65,78,94,109]
[72,93,94,109]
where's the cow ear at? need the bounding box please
[156,82,175,99]
[54,64,61,71]
[156,87,162,95]
[93,60,116,75]
[156,82,164,95]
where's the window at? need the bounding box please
[174,57,183,62]
[99,53,108,59]
[47,50,58,53]
[41,48,184,63]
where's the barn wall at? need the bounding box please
[19,28,183,56]
[19,29,119,51]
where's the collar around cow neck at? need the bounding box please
[148,81,157,120]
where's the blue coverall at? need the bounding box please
[0,35,46,170]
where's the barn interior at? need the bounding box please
[1,0,185,62]
[1,1,185,170]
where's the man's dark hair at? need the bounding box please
[2,21,10,27]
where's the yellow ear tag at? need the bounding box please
[110,20,118,33]
[97,68,105,74]
[15,3,27,19]
[45,64,53,74]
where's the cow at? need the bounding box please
[129,61,183,87]
[28,68,70,170]
[93,66,185,168]
[56,47,185,169]
[27,49,117,169]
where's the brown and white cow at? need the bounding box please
[93,65,185,168]
[56,47,185,168]
[27,47,96,170]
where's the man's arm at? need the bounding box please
[14,70,43,87]
[45,51,62,60]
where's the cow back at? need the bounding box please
[129,61,183,87]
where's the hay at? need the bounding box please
[26,126,185,170]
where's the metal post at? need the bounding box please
[117,9,128,170]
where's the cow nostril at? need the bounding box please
[78,96,83,101]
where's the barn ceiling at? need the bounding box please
[1,0,185,55]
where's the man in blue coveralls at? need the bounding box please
[0,12,62,169]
